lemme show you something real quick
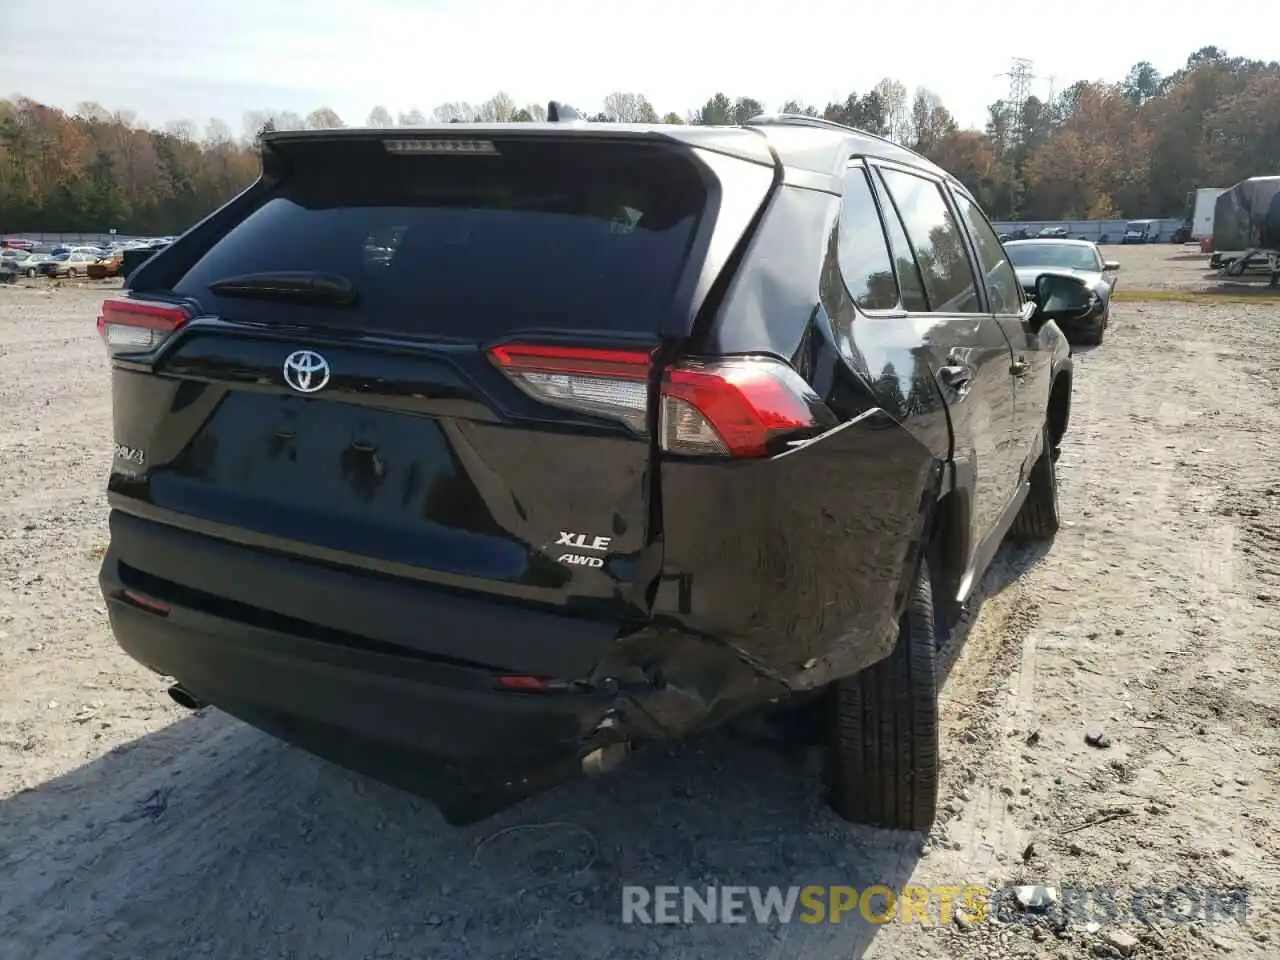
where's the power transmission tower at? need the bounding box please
[993,57,1038,147]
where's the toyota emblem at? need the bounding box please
[282,350,331,393]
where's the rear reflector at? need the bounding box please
[121,589,170,616]
[494,675,548,691]
[488,344,835,458]
[98,297,190,356]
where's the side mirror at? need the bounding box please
[1029,272,1094,332]
[1102,261,1120,272]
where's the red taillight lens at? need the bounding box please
[97,297,189,355]
[487,344,834,459]
[661,358,833,457]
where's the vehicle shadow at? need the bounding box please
[0,544,1045,960]
[937,538,1052,686]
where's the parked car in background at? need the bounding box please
[39,249,100,278]
[1004,238,1119,345]
[11,250,53,277]
[99,114,1083,832]
[87,249,125,279]
[1,238,35,250]
[1036,226,1069,239]
[1122,219,1157,244]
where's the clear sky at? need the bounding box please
[1,0,1271,137]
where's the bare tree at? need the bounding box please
[366,106,394,127]
[525,102,547,122]
[244,110,305,134]
[204,118,233,145]
[398,108,427,125]
[872,78,910,143]
[476,92,517,123]
[432,102,476,123]
[75,102,111,123]
[305,107,345,129]
[602,92,659,123]
[909,87,957,153]
[164,119,196,142]
[780,100,820,117]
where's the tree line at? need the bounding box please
[1,45,1276,235]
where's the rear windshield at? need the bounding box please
[170,138,709,338]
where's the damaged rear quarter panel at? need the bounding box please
[652,409,940,694]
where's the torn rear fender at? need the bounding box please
[594,408,942,732]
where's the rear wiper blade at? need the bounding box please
[208,271,358,306]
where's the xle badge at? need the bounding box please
[556,531,611,568]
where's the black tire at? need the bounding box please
[25,267,36,278]
[828,561,939,831]
[1008,424,1061,540]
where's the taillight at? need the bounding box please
[97,297,189,356]
[488,344,835,458]
[660,358,835,457]
[488,344,652,433]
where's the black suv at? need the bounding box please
[98,113,1083,830]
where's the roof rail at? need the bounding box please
[547,101,583,122]
[744,113,935,166]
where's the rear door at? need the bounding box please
[949,188,1050,477]
[867,162,1022,582]
[112,132,774,632]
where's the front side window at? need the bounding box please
[953,192,1022,315]
[876,167,981,314]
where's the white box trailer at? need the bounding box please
[1192,187,1227,240]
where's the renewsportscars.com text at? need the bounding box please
[621,884,1250,926]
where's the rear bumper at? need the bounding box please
[100,512,788,820]
[101,546,623,819]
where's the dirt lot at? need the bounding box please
[2,245,1278,959]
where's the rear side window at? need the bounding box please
[836,167,898,311]
[869,174,930,312]
[171,139,709,337]
[952,192,1022,314]
[876,167,981,314]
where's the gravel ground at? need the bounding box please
[1,247,1278,959]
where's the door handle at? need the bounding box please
[937,364,973,389]
[1010,358,1030,377]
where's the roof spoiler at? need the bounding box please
[547,101,583,122]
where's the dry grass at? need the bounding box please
[1114,288,1280,304]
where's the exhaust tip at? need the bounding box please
[582,743,630,777]
[167,683,205,710]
